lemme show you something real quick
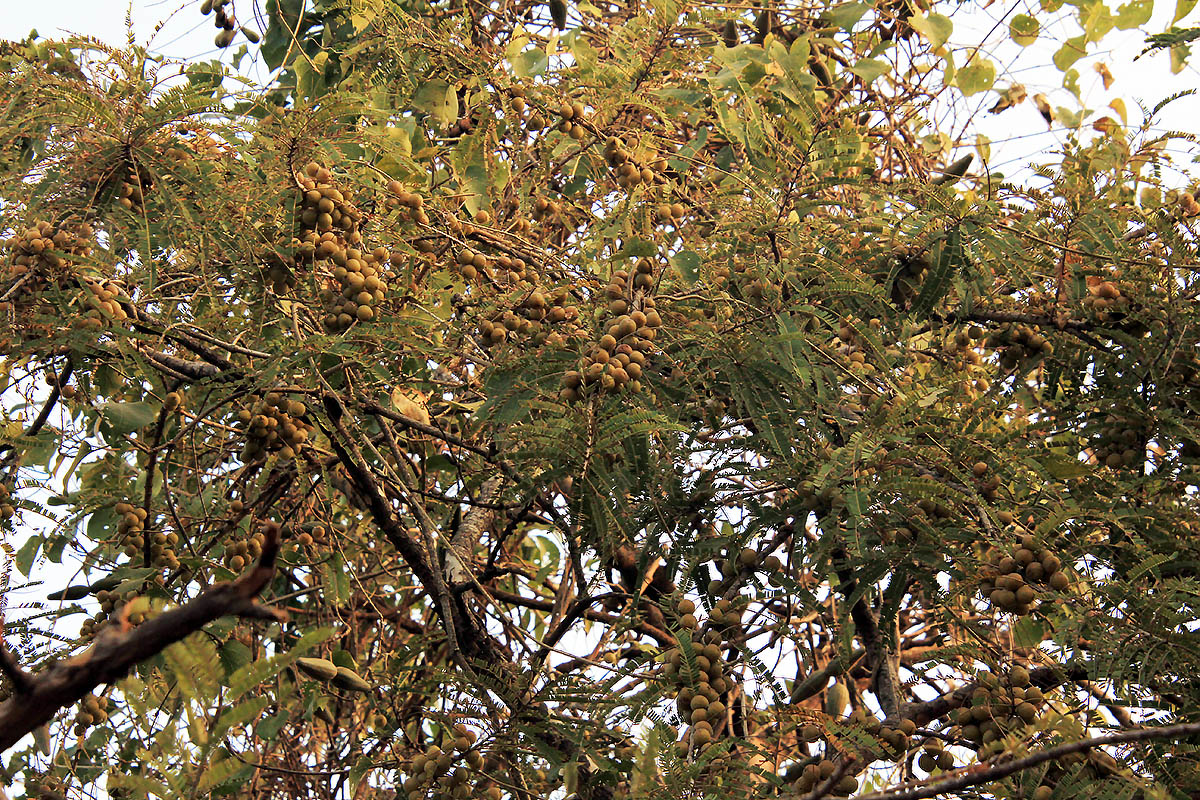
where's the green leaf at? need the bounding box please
[413,80,458,128]
[99,401,159,435]
[669,251,701,285]
[1174,0,1198,23]
[1053,35,1088,71]
[1009,14,1040,46]
[1012,616,1046,648]
[1114,0,1153,28]
[1064,67,1082,99]
[1042,452,1092,479]
[909,13,953,48]
[1170,41,1191,71]
[956,57,996,95]
[15,534,42,576]
[822,2,869,31]
[220,639,253,676]
[849,58,889,83]
[1080,2,1114,43]
[213,697,271,739]
[322,551,351,605]
[911,228,963,316]
[513,46,549,78]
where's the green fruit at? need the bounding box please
[48,584,94,601]
[932,154,974,186]
[549,0,568,30]
[296,657,339,681]
[722,19,738,48]
[332,666,372,693]
[825,681,849,718]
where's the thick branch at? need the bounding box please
[0,525,285,753]
[832,545,901,718]
[853,721,1200,800]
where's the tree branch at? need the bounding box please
[0,524,286,753]
[852,721,1200,800]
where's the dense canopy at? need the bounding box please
[1,1,1199,799]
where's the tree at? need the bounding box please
[1,0,1199,798]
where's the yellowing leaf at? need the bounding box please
[1080,2,1114,43]
[391,388,431,426]
[976,133,991,163]
[989,83,1026,113]
[1095,62,1115,89]
[1109,97,1127,122]
[909,12,953,48]
[849,58,889,83]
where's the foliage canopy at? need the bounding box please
[1,1,1200,799]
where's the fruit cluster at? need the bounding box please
[296,162,362,243]
[662,599,732,757]
[385,180,430,225]
[1174,190,1200,218]
[114,500,179,568]
[952,667,1048,758]
[317,245,394,331]
[531,195,564,223]
[915,736,956,773]
[237,393,312,461]
[114,501,148,558]
[789,758,859,797]
[882,246,930,307]
[654,201,687,225]
[830,317,876,376]
[978,533,1068,615]
[2,219,96,301]
[969,461,1001,502]
[201,0,258,47]
[850,708,915,763]
[1082,279,1128,320]
[259,249,299,294]
[1090,414,1144,469]
[0,483,14,528]
[603,137,665,190]
[986,323,1053,369]
[941,325,986,367]
[476,287,579,349]
[115,164,153,212]
[555,101,590,140]
[559,263,661,401]
[505,85,528,117]
[72,277,130,331]
[79,586,137,639]
[401,725,485,800]
[223,526,266,572]
[72,693,110,736]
